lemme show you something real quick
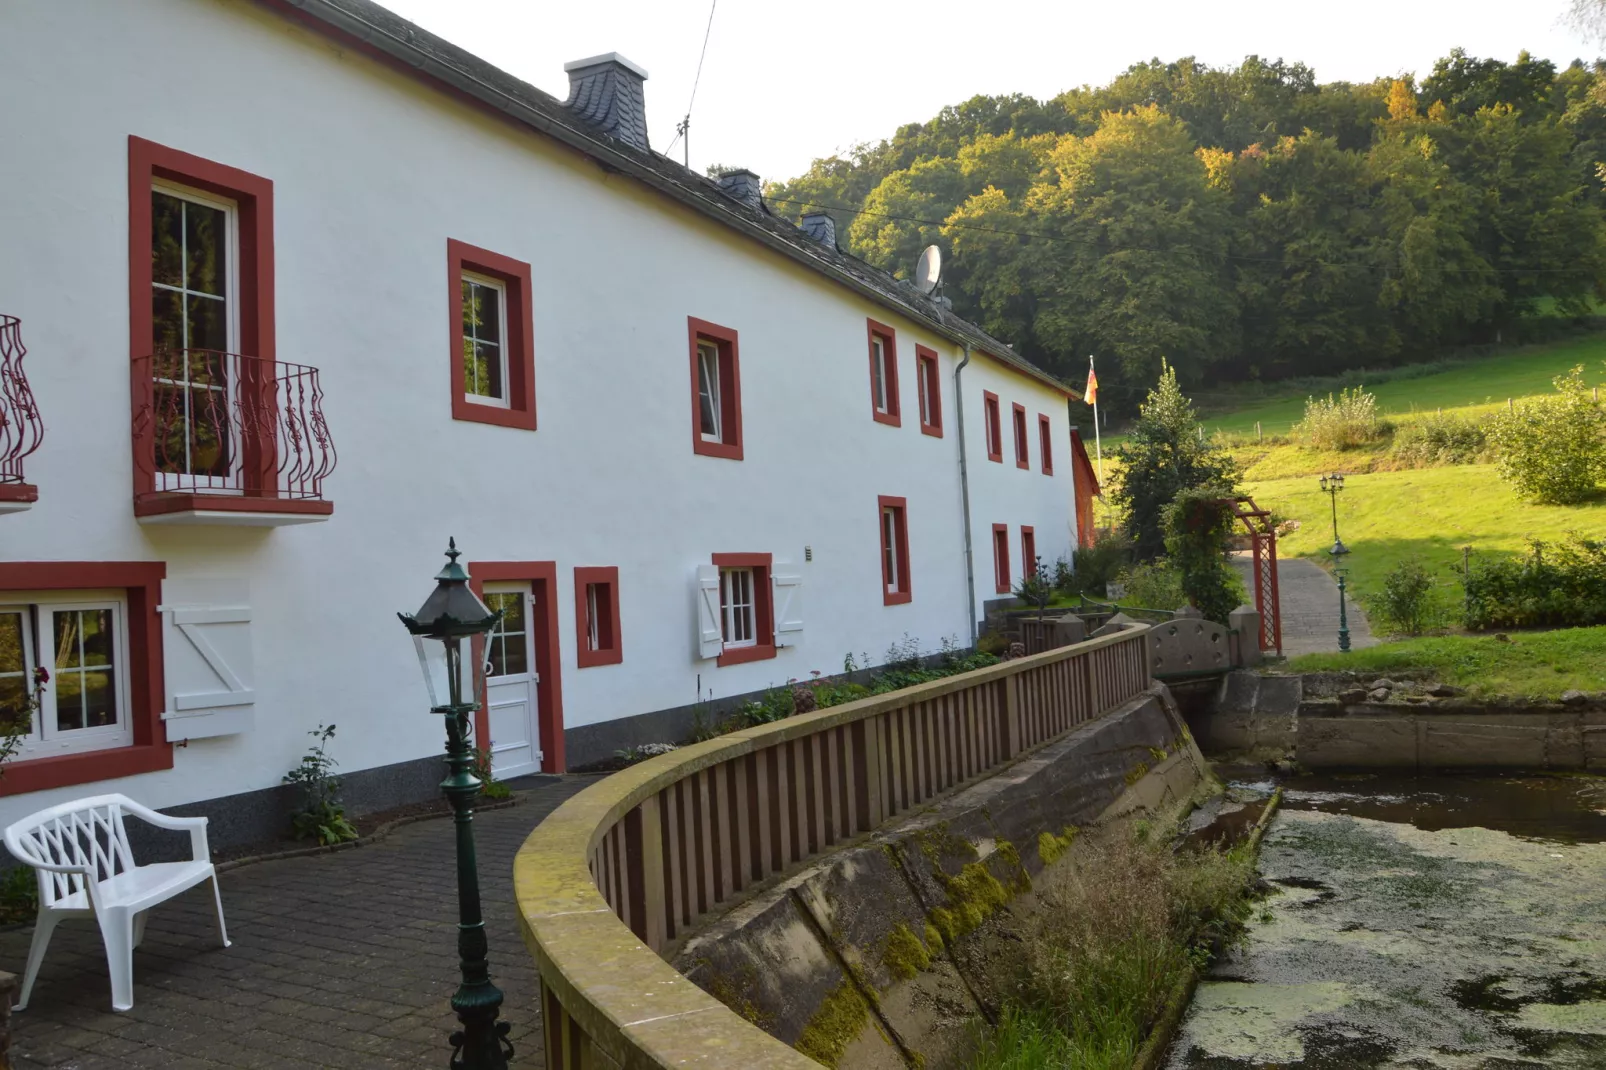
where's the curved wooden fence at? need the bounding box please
[514,623,1151,1070]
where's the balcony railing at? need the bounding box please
[0,315,43,489]
[132,350,336,504]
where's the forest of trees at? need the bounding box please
[764,51,1606,411]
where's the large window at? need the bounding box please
[449,240,536,430]
[1039,414,1054,475]
[1013,403,1030,470]
[689,318,743,459]
[916,346,942,437]
[868,320,900,426]
[704,553,774,666]
[879,496,911,605]
[992,524,1011,594]
[984,392,1002,463]
[574,566,622,668]
[0,594,132,759]
[720,567,756,648]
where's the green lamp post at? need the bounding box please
[398,539,511,1070]
[1319,473,1349,556]
[1336,567,1352,653]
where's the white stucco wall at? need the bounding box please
[0,0,1079,818]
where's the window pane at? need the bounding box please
[53,611,81,671]
[871,340,886,410]
[152,290,185,356]
[78,610,114,667]
[0,612,24,675]
[187,293,228,352]
[83,670,117,728]
[698,344,721,439]
[466,281,502,345]
[54,671,84,732]
[475,342,503,400]
[499,633,528,677]
[152,193,185,287]
[184,200,227,297]
[188,387,231,475]
[463,336,487,396]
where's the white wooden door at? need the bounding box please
[482,585,541,779]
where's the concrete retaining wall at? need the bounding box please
[670,687,1208,1067]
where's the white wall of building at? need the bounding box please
[0,0,1078,820]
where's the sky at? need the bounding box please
[380,0,1599,183]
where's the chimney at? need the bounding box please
[800,211,836,249]
[563,53,650,152]
[716,169,763,209]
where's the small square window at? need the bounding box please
[0,596,133,758]
[461,273,509,408]
[449,239,535,430]
[1039,414,1054,475]
[916,347,942,437]
[690,319,743,459]
[1013,403,1029,470]
[708,553,775,666]
[984,392,1002,463]
[574,567,622,668]
[879,496,911,605]
[868,320,900,426]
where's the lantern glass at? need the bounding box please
[413,635,451,710]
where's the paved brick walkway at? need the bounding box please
[2,776,596,1070]
[1232,553,1378,658]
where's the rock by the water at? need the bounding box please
[1338,688,1369,705]
[1426,683,1464,698]
[1370,678,1397,691]
[1560,689,1588,706]
[1368,688,1391,702]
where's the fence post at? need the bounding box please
[632,796,666,952]
[1003,674,1022,757]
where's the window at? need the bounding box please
[878,496,911,605]
[868,319,900,426]
[461,273,508,407]
[1,594,134,761]
[710,553,774,666]
[1021,527,1037,580]
[983,392,1002,462]
[483,591,529,678]
[916,346,942,437]
[1013,403,1030,470]
[573,566,622,668]
[1039,414,1054,475]
[689,318,743,459]
[449,239,536,430]
[992,524,1011,594]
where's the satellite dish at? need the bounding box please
[914,245,943,294]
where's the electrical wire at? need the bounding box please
[664,0,717,161]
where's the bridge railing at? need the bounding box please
[514,623,1152,1070]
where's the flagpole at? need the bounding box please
[1089,355,1104,485]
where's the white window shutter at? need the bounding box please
[695,564,724,660]
[773,564,803,647]
[159,578,256,742]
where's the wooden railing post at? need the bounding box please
[1003,675,1021,758]
[635,795,666,953]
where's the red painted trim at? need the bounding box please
[712,553,775,666]
[1038,415,1054,475]
[915,346,942,437]
[983,392,1002,463]
[992,524,1011,594]
[133,494,333,519]
[573,566,622,668]
[449,239,537,431]
[469,561,566,773]
[877,495,912,606]
[867,319,900,427]
[1012,403,1029,469]
[0,562,170,797]
[0,484,38,504]
[129,136,276,507]
[688,318,744,460]
[1021,526,1037,579]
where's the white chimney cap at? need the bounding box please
[563,53,649,80]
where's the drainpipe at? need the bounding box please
[955,344,978,647]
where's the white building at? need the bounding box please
[0,0,1084,848]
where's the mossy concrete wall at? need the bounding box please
[1198,671,1606,770]
[672,686,1207,1068]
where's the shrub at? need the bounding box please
[1489,365,1606,504]
[1390,413,1490,468]
[0,866,37,924]
[1068,530,1133,596]
[1112,561,1187,612]
[1294,386,1386,450]
[471,746,512,800]
[1013,557,1054,616]
[1464,534,1606,630]
[1373,559,1438,636]
[283,724,358,846]
[1163,489,1248,624]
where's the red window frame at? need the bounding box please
[468,561,566,772]
[574,566,622,668]
[983,392,1003,463]
[1039,414,1054,475]
[1022,526,1037,579]
[713,552,774,666]
[449,239,537,430]
[689,318,744,460]
[915,346,942,437]
[0,562,169,797]
[992,524,1011,594]
[878,495,912,606]
[1013,403,1030,470]
[128,137,331,521]
[867,319,900,427]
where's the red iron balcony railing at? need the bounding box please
[132,350,336,502]
[1,315,44,487]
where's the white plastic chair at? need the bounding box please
[3,793,230,1011]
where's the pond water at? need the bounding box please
[1167,770,1606,1069]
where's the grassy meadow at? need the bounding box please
[1289,626,1606,699]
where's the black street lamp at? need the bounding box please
[1336,567,1352,653]
[398,539,511,1070]
[1318,473,1349,556]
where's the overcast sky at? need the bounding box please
[381,0,1597,182]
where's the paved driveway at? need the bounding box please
[1233,553,1378,658]
[2,777,594,1069]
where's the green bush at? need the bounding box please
[1373,559,1438,636]
[1489,365,1606,504]
[1162,489,1248,624]
[1112,561,1186,612]
[1464,534,1606,630]
[1067,531,1133,597]
[1293,386,1387,450]
[1390,413,1490,467]
[282,724,358,846]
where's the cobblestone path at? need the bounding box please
[1232,553,1378,658]
[2,776,595,1069]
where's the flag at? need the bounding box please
[1084,365,1098,405]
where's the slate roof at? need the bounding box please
[271,0,1078,398]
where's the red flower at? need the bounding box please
[32,667,48,686]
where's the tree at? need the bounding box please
[1163,489,1247,624]
[1112,360,1239,560]
[1489,365,1606,504]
